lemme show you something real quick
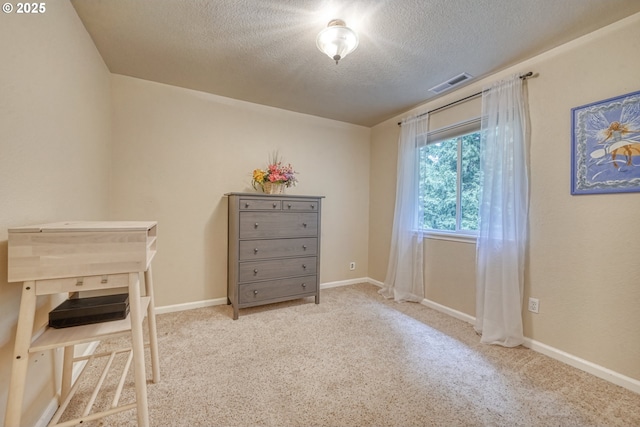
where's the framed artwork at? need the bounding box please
[571,89,640,195]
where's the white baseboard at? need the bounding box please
[522,337,640,395]
[155,280,374,315]
[155,297,228,315]
[367,278,476,325]
[36,341,101,427]
[363,278,639,395]
[367,278,384,287]
[420,298,476,325]
[320,277,372,289]
[35,399,59,427]
[154,277,639,395]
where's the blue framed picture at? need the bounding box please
[571,89,640,195]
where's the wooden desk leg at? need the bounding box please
[144,266,160,383]
[128,272,150,427]
[61,345,74,402]
[4,282,36,427]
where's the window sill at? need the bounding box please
[420,230,477,244]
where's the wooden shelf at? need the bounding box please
[5,221,160,427]
[30,297,151,353]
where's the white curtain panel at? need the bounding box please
[380,114,428,302]
[475,74,530,347]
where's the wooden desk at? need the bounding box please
[4,221,160,427]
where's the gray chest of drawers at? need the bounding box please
[226,193,323,319]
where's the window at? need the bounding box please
[418,119,481,236]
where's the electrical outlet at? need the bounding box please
[528,297,539,314]
[349,262,356,271]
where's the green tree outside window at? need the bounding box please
[419,132,481,232]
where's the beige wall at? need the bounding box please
[2,3,638,424]
[369,13,640,381]
[110,75,370,308]
[0,1,111,424]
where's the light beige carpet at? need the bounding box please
[60,283,640,426]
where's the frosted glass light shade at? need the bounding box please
[316,19,359,64]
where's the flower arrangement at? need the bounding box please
[252,153,298,193]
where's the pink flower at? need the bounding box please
[251,154,299,188]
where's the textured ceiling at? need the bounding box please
[71,0,640,127]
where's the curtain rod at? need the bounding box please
[397,71,534,126]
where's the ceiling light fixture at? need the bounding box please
[316,19,359,65]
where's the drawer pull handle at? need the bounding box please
[245,203,250,208]
[303,223,307,227]
[254,269,259,274]
[311,204,315,209]
[287,204,292,208]
[302,264,307,269]
[254,223,259,228]
[101,275,108,284]
[273,203,277,208]
[302,245,307,250]
[253,290,259,295]
[302,283,306,288]
[254,248,259,253]
[76,279,84,287]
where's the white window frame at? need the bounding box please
[418,118,481,243]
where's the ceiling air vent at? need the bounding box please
[429,73,473,94]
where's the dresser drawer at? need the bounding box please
[239,276,317,304]
[239,256,317,282]
[239,198,281,211]
[282,200,319,211]
[227,193,323,319]
[239,212,318,239]
[239,238,318,261]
